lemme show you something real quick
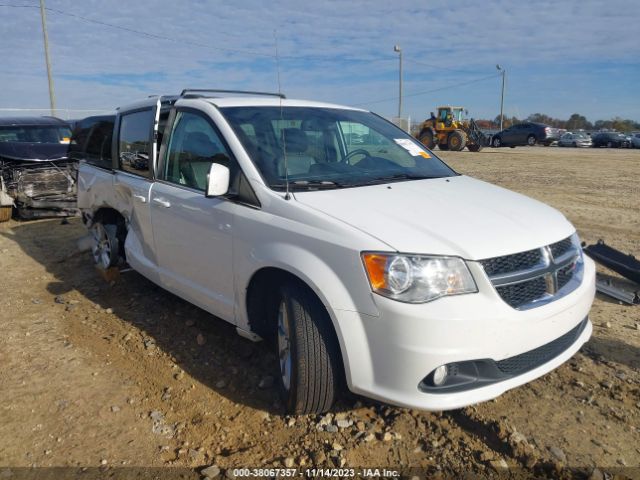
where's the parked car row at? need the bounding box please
[590,131,632,148]
[489,123,639,149]
[558,132,592,148]
[490,122,560,148]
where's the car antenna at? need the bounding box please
[274,29,290,200]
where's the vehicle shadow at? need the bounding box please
[584,335,640,370]
[0,218,356,415]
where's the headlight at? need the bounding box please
[362,252,478,303]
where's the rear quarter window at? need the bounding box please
[69,117,114,169]
[118,109,154,178]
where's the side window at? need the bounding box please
[85,120,114,169]
[340,121,368,153]
[118,109,154,178]
[162,111,232,191]
[68,118,114,169]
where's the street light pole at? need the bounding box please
[39,0,56,117]
[394,45,403,119]
[496,64,505,131]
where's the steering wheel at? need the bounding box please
[341,149,371,165]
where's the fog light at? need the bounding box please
[432,365,448,386]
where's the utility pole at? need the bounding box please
[40,0,56,117]
[394,45,403,119]
[496,64,505,131]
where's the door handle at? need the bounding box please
[152,197,171,208]
[132,194,147,203]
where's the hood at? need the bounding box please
[293,175,574,260]
[0,142,68,162]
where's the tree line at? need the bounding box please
[474,114,640,132]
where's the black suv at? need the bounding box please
[491,122,560,147]
[591,132,630,148]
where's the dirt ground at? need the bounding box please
[0,147,639,479]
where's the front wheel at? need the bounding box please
[448,130,466,151]
[492,136,502,148]
[527,135,537,146]
[276,283,340,414]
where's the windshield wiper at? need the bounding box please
[354,173,443,186]
[271,179,345,190]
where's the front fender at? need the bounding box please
[235,240,381,390]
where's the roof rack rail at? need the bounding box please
[180,89,285,99]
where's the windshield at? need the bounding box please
[0,125,72,144]
[220,107,455,190]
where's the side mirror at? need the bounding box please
[205,163,230,197]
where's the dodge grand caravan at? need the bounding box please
[77,90,595,414]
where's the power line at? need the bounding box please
[0,3,397,64]
[353,73,501,107]
[404,57,489,75]
[0,3,278,58]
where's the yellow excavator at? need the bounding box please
[415,106,488,152]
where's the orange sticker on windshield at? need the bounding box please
[419,151,431,158]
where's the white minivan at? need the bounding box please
[76,90,595,414]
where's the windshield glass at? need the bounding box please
[220,107,455,190]
[0,125,72,144]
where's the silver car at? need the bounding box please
[629,133,640,149]
[558,132,592,148]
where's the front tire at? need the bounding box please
[276,282,339,414]
[448,130,467,151]
[492,136,502,148]
[527,135,537,146]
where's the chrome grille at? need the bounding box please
[550,237,573,259]
[496,277,548,309]
[480,235,583,310]
[481,249,542,277]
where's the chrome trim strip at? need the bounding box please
[489,250,579,287]
[516,257,584,310]
[481,237,583,310]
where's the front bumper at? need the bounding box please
[337,256,595,410]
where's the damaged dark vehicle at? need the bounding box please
[0,116,76,221]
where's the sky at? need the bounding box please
[0,0,638,123]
